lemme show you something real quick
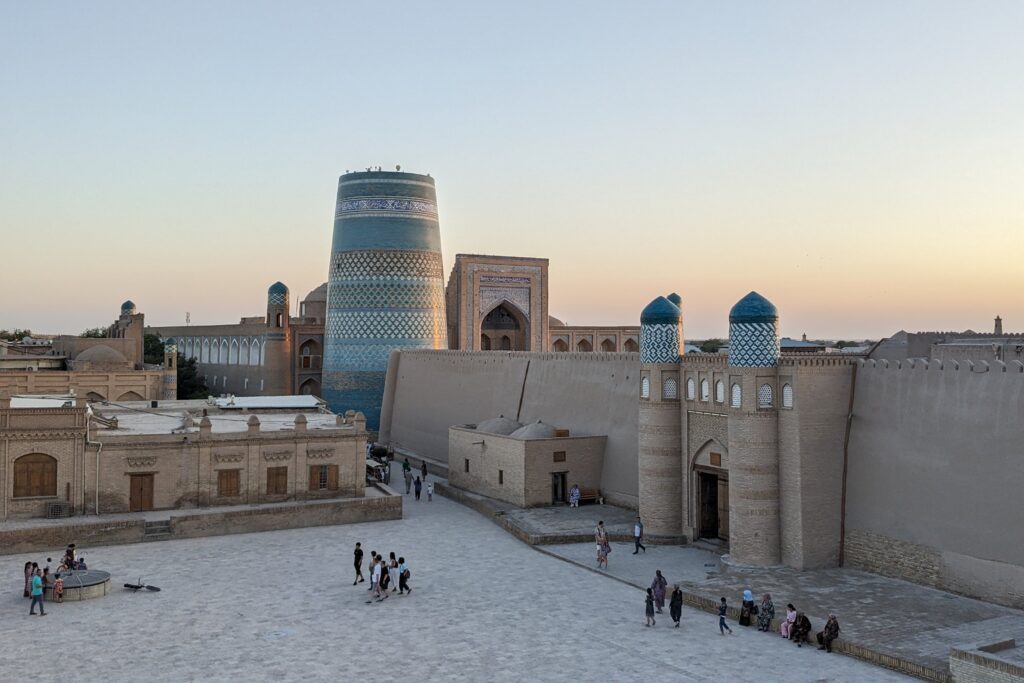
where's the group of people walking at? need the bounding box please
[401,458,433,501]
[353,542,413,602]
[21,545,82,616]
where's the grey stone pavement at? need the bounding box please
[0,495,911,682]
[500,499,637,539]
[543,539,1024,677]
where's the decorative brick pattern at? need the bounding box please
[729,321,779,367]
[640,323,681,364]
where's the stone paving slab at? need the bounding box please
[542,541,1024,679]
[0,495,910,682]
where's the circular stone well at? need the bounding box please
[47,570,112,602]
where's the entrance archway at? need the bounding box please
[479,301,530,351]
[691,439,729,541]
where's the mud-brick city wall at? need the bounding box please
[380,350,640,507]
[845,358,1024,609]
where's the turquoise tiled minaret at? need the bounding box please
[728,291,779,368]
[322,170,448,430]
[640,296,682,364]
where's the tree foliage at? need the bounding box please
[700,338,725,353]
[176,354,212,399]
[0,328,33,341]
[143,334,165,364]
[80,327,107,338]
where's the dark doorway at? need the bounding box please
[551,472,567,504]
[129,474,154,512]
[481,303,528,351]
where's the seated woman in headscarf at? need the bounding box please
[791,612,813,647]
[817,614,840,652]
[780,603,797,638]
[757,593,775,632]
[738,589,755,626]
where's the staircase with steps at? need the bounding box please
[143,520,172,542]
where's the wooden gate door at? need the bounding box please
[717,478,730,540]
[698,473,719,538]
[130,474,154,512]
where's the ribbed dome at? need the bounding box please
[729,291,778,323]
[476,415,523,435]
[509,420,558,439]
[641,296,681,325]
[268,281,289,295]
[120,300,136,312]
[666,292,682,308]
[76,345,127,363]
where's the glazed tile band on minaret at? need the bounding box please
[322,171,448,430]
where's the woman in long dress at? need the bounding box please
[669,585,683,628]
[757,593,775,631]
[651,570,668,614]
[739,589,755,626]
[595,521,610,568]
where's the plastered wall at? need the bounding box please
[381,350,640,507]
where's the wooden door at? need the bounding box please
[698,473,719,538]
[717,478,730,540]
[129,474,154,512]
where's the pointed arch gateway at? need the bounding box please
[479,299,530,351]
[691,438,730,542]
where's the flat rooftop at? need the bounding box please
[93,399,351,436]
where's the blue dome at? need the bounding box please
[268,282,289,295]
[120,300,136,312]
[641,296,682,325]
[729,291,778,324]
[666,292,682,308]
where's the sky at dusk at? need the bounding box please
[2,1,1022,340]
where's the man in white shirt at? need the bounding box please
[633,517,646,554]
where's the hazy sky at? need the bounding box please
[2,1,1021,339]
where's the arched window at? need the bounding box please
[576,339,593,352]
[185,339,193,360]
[220,340,228,364]
[663,377,678,400]
[600,339,616,352]
[782,383,794,409]
[229,339,239,365]
[553,339,568,352]
[240,339,250,365]
[715,380,725,403]
[210,341,220,364]
[731,383,742,408]
[201,339,210,363]
[480,334,491,350]
[624,339,639,352]
[13,453,57,498]
[686,378,695,400]
[700,379,710,401]
[275,312,283,328]
[758,383,774,408]
[250,340,261,366]
[500,335,512,351]
[640,376,650,399]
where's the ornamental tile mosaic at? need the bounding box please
[640,323,681,364]
[328,282,445,310]
[325,310,446,341]
[330,250,444,280]
[268,292,287,306]
[728,321,780,368]
[478,286,531,319]
[335,197,437,219]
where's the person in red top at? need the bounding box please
[53,574,64,603]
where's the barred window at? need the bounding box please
[663,377,678,400]
[686,378,695,400]
[715,380,725,403]
[641,376,650,399]
[782,383,794,409]
[758,383,774,408]
[731,383,741,408]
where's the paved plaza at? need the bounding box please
[0,496,912,682]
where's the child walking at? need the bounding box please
[718,597,733,635]
[426,481,433,501]
[645,588,656,627]
[53,574,64,603]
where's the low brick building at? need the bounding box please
[448,416,605,507]
[0,396,366,519]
